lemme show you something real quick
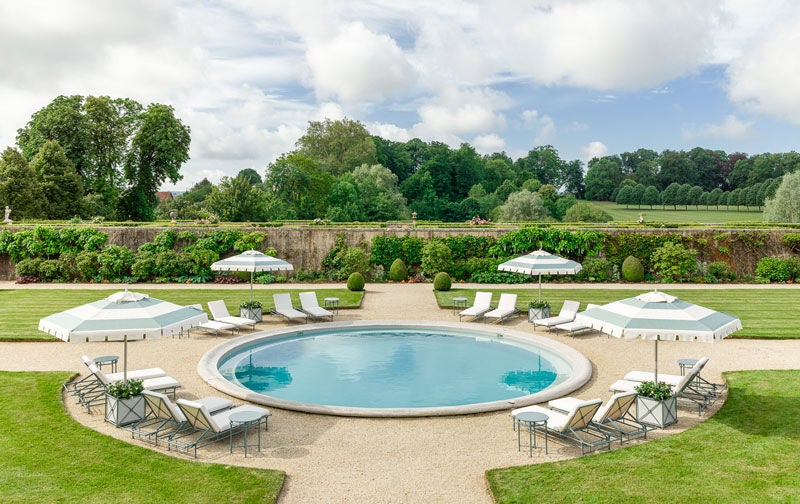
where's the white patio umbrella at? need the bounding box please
[497,248,583,301]
[210,250,294,302]
[575,290,742,381]
[38,289,208,380]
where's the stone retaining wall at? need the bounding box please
[0,225,795,280]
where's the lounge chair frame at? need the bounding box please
[172,400,271,458]
[513,399,611,456]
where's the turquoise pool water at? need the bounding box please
[217,327,572,409]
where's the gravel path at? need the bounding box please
[1,282,798,503]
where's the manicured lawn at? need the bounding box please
[0,371,284,504]
[435,287,800,338]
[0,288,363,341]
[593,201,764,224]
[487,370,800,503]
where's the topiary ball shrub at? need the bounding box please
[388,258,408,281]
[347,271,365,291]
[621,256,645,282]
[433,272,452,291]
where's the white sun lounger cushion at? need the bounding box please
[141,375,181,391]
[105,368,167,382]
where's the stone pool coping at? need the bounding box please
[198,320,593,417]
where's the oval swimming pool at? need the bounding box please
[199,321,592,417]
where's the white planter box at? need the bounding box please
[636,395,678,428]
[105,394,145,427]
[240,307,262,322]
[528,306,551,322]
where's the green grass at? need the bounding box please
[487,369,800,503]
[593,201,764,224]
[435,287,800,339]
[0,288,363,341]
[0,371,284,504]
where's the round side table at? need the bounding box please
[514,411,548,457]
[229,410,266,457]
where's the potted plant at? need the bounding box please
[528,300,551,322]
[240,300,263,322]
[105,379,145,427]
[634,380,678,428]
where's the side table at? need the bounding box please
[229,410,267,457]
[452,297,467,313]
[678,358,699,376]
[94,355,119,373]
[324,297,339,316]
[514,411,548,457]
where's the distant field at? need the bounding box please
[592,201,764,224]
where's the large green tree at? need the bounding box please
[118,104,190,221]
[206,174,266,222]
[0,148,46,219]
[584,157,622,200]
[500,190,550,221]
[295,118,376,176]
[30,140,84,218]
[764,171,800,222]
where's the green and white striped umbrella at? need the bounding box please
[575,290,741,380]
[38,289,208,380]
[498,249,582,301]
[211,250,293,302]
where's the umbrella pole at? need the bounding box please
[123,335,128,382]
[250,271,254,303]
[654,336,659,383]
[538,274,542,302]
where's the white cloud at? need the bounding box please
[726,6,800,123]
[305,22,417,102]
[682,115,753,141]
[522,110,556,146]
[368,122,412,142]
[412,86,508,140]
[480,0,724,90]
[473,134,506,154]
[581,141,609,165]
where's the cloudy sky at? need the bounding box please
[1,0,799,191]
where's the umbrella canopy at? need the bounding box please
[210,250,294,302]
[38,289,208,380]
[497,249,582,301]
[575,289,742,380]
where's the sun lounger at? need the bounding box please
[271,293,308,323]
[549,391,649,444]
[622,357,722,396]
[552,320,593,337]
[175,399,272,457]
[484,293,519,324]
[511,398,611,455]
[130,390,233,445]
[532,300,580,331]
[208,300,257,331]
[609,361,715,415]
[186,304,236,335]
[81,355,166,381]
[90,363,180,397]
[458,291,493,322]
[299,292,333,321]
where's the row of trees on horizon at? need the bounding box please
[1,95,799,222]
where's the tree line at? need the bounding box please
[3,96,799,223]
